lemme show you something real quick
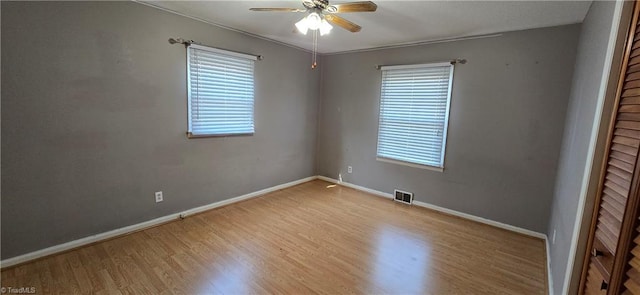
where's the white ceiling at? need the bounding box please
[141,1,592,54]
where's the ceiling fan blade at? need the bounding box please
[324,14,361,32]
[328,1,377,13]
[249,8,306,12]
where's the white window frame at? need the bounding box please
[376,62,455,171]
[186,44,258,138]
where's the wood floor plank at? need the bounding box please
[1,180,547,294]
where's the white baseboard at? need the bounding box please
[413,200,546,239]
[317,175,546,240]
[1,172,552,287]
[546,236,555,295]
[0,176,317,269]
[317,175,393,199]
[179,176,316,218]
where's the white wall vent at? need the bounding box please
[394,189,413,204]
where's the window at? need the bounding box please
[187,44,256,137]
[376,62,454,170]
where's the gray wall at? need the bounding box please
[316,25,580,233]
[1,2,319,259]
[546,1,623,294]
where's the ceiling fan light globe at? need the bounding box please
[306,12,322,30]
[295,18,309,35]
[319,19,333,36]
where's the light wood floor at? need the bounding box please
[1,180,547,294]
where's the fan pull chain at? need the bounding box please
[312,30,318,69]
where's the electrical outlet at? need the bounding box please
[155,191,163,203]
[348,166,353,173]
[552,229,557,244]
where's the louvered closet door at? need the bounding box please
[621,18,640,294]
[586,256,609,295]
[585,73,640,293]
[581,2,640,294]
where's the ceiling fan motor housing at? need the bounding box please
[304,0,330,10]
[250,0,372,33]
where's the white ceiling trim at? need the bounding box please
[135,0,590,55]
[132,0,313,53]
[324,32,502,55]
[136,0,501,56]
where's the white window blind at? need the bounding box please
[376,62,454,169]
[187,44,256,137]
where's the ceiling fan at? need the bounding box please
[250,0,378,34]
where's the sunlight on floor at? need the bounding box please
[373,225,432,293]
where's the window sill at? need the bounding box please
[186,132,254,139]
[376,157,444,172]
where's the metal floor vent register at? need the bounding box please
[394,189,413,204]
